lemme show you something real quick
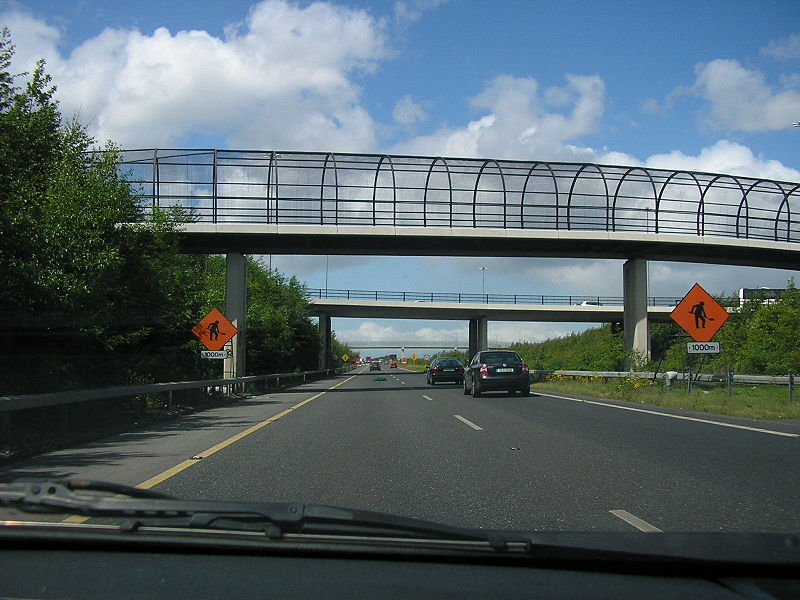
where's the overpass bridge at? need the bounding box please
[305,290,675,356]
[115,149,800,373]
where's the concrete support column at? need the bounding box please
[468,316,488,359]
[318,314,331,371]
[224,251,247,380]
[623,258,650,368]
[468,319,478,359]
[477,316,488,353]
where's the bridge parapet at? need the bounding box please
[304,288,685,306]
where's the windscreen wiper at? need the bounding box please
[4,480,800,571]
[0,479,509,547]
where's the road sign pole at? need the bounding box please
[790,371,795,403]
[687,367,693,394]
[727,367,734,397]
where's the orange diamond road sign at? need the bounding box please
[192,308,239,351]
[670,283,730,342]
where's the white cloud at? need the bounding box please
[413,325,466,340]
[691,59,800,132]
[4,3,797,199]
[640,139,800,181]
[338,321,399,341]
[393,0,451,26]
[385,69,799,181]
[761,34,800,61]
[390,73,605,160]
[2,0,388,149]
[333,319,589,346]
[0,8,62,73]
[255,254,375,281]
[392,94,427,124]
[489,322,587,344]
[647,262,800,298]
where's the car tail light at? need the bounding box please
[479,364,489,376]
[521,363,529,375]
[431,367,441,372]
[457,366,464,372]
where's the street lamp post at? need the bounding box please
[479,266,487,300]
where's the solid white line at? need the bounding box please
[454,414,483,431]
[610,510,663,532]
[422,395,434,401]
[536,391,800,438]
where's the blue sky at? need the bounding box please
[3,0,800,353]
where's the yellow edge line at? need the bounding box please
[62,374,357,524]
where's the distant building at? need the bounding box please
[738,288,786,305]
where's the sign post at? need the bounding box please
[671,284,730,394]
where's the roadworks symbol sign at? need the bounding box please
[670,283,730,343]
[192,308,239,351]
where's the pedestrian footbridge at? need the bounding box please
[115,149,800,373]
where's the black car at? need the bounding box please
[463,350,530,397]
[369,361,381,371]
[426,357,464,385]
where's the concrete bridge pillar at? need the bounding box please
[468,316,488,359]
[224,251,247,380]
[623,258,650,368]
[318,314,332,370]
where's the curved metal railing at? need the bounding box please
[117,149,800,243]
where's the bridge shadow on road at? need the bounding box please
[0,398,296,481]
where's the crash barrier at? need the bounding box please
[531,369,796,400]
[0,367,351,461]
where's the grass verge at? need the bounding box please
[532,376,800,420]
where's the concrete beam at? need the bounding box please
[175,223,800,270]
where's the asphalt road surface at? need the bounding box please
[3,366,799,533]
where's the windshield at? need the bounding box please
[476,352,522,365]
[433,359,462,367]
[1,0,799,550]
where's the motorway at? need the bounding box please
[2,366,799,533]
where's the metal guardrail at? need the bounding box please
[306,288,684,306]
[115,149,800,243]
[532,370,794,386]
[0,368,348,413]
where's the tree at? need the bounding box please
[0,30,207,392]
[0,29,339,393]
